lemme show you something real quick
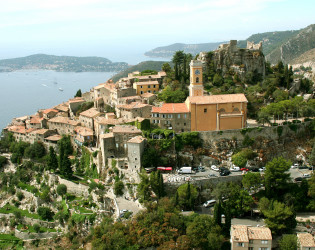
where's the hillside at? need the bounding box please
[111,60,169,82]
[0,54,129,72]
[266,24,315,64]
[290,47,315,64]
[144,42,224,58]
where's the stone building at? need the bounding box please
[78,108,102,131]
[44,134,62,150]
[74,126,94,146]
[151,103,191,133]
[28,129,57,144]
[53,103,69,117]
[231,225,272,250]
[25,115,42,129]
[40,108,59,120]
[198,40,265,80]
[127,136,146,181]
[6,126,36,143]
[68,97,85,118]
[116,102,152,120]
[47,116,80,135]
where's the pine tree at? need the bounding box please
[158,171,165,198]
[47,146,58,171]
[214,202,222,226]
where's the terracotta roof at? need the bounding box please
[99,132,114,139]
[68,97,85,103]
[231,225,249,242]
[43,108,58,114]
[54,103,69,112]
[120,95,141,100]
[135,75,161,80]
[141,92,155,98]
[45,134,62,141]
[15,116,28,121]
[231,225,272,243]
[158,71,167,77]
[152,103,189,114]
[94,83,106,90]
[30,129,49,135]
[112,125,142,134]
[134,81,159,86]
[30,116,41,124]
[7,126,36,134]
[79,108,101,118]
[48,117,79,126]
[188,94,248,104]
[128,136,146,144]
[298,233,315,247]
[247,227,272,240]
[75,126,93,137]
[117,102,151,110]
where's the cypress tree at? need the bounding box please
[214,202,222,226]
[47,146,58,171]
[158,171,165,198]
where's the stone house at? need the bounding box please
[133,81,159,95]
[28,129,57,144]
[40,108,59,120]
[6,125,36,143]
[74,126,94,146]
[53,103,69,117]
[68,97,85,118]
[44,134,62,150]
[116,102,152,120]
[297,233,315,250]
[25,115,42,129]
[78,108,102,131]
[151,103,191,133]
[117,95,142,105]
[47,116,80,135]
[100,125,142,167]
[231,225,272,250]
[141,92,157,104]
[127,136,146,179]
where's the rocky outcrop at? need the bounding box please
[198,40,266,80]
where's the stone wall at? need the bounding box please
[15,229,59,240]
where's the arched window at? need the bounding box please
[196,77,199,83]
[219,108,226,113]
[233,107,240,112]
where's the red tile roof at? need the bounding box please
[48,117,79,126]
[75,126,94,137]
[298,233,315,247]
[128,136,146,144]
[117,102,151,110]
[152,103,189,114]
[134,80,159,86]
[43,108,58,114]
[112,125,142,134]
[45,134,62,141]
[79,108,101,118]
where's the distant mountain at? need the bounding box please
[111,61,170,82]
[144,42,225,58]
[0,54,129,72]
[266,24,315,64]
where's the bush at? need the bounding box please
[37,207,54,221]
[56,184,67,197]
[17,192,24,201]
[114,181,124,196]
[33,223,41,233]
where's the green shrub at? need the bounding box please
[37,207,54,221]
[33,224,40,233]
[277,126,283,137]
[16,192,24,201]
[114,181,124,196]
[56,184,67,197]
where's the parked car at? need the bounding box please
[230,166,240,172]
[240,168,249,171]
[250,168,260,172]
[308,166,314,170]
[299,165,308,169]
[259,167,266,172]
[211,165,220,171]
[291,163,299,169]
[220,167,230,176]
[303,173,311,178]
[203,199,216,207]
[198,166,205,172]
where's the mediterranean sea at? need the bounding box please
[0,70,115,130]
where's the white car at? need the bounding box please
[259,167,265,172]
[211,165,220,171]
[203,200,216,207]
[291,163,299,169]
[303,173,311,178]
[230,166,240,172]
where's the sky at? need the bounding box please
[0,0,314,64]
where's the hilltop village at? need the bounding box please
[0,41,315,249]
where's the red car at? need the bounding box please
[240,168,249,171]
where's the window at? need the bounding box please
[233,107,240,112]
[178,114,180,118]
[196,77,199,83]
[184,114,187,118]
[184,123,186,126]
[153,85,156,88]
[162,114,166,118]
[148,90,151,93]
[148,85,151,88]
[153,90,156,93]
[219,108,226,112]
[237,242,244,247]
[248,248,253,250]
[261,240,268,244]
[140,86,143,88]
[135,158,137,161]
[168,114,173,118]
[204,108,207,113]
[260,248,268,250]
[140,91,143,94]
[249,240,253,244]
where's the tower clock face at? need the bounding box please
[195,69,200,75]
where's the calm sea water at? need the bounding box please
[0,70,115,130]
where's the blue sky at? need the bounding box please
[0,0,314,63]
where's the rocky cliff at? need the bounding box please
[198,40,266,79]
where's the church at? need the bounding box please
[151,60,248,132]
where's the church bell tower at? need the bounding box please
[189,60,204,97]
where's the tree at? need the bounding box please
[278,234,298,250]
[0,156,7,168]
[74,89,82,97]
[242,172,262,192]
[176,182,198,210]
[58,138,73,178]
[172,51,185,80]
[114,181,124,196]
[213,202,223,226]
[309,141,315,166]
[56,184,67,197]
[137,171,151,202]
[307,173,315,211]
[260,199,296,235]
[264,157,291,198]
[162,63,172,74]
[47,146,58,171]
[37,206,54,221]
[33,223,41,233]
[150,170,165,199]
